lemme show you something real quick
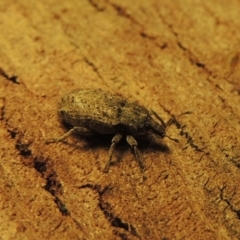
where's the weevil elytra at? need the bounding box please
[46,89,180,173]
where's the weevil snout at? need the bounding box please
[150,119,179,143]
[160,125,167,135]
[155,127,179,143]
[152,122,166,138]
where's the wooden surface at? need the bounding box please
[1,0,240,239]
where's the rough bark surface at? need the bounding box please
[1,0,240,239]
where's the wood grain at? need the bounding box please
[1,0,240,239]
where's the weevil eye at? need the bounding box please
[58,109,65,117]
[156,126,166,138]
[160,131,166,138]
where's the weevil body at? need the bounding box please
[46,89,177,173]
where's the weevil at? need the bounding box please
[46,89,181,173]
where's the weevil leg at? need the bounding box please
[103,133,122,173]
[150,110,167,128]
[45,126,94,144]
[126,135,145,172]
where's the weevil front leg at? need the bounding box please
[45,126,94,144]
[150,110,167,128]
[103,133,122,173]
[126,135,145,172]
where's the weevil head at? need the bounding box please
[147,118,179,143]
[146,118,166,138]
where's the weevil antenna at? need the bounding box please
[165,111,192,129]
[165,134,179,143]
[164,112,192,142]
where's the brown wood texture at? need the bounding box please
[1,0,240,239]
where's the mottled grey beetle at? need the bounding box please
[46,89,180,173]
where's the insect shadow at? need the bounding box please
[61,121,170,148]
[60,122,171,169]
